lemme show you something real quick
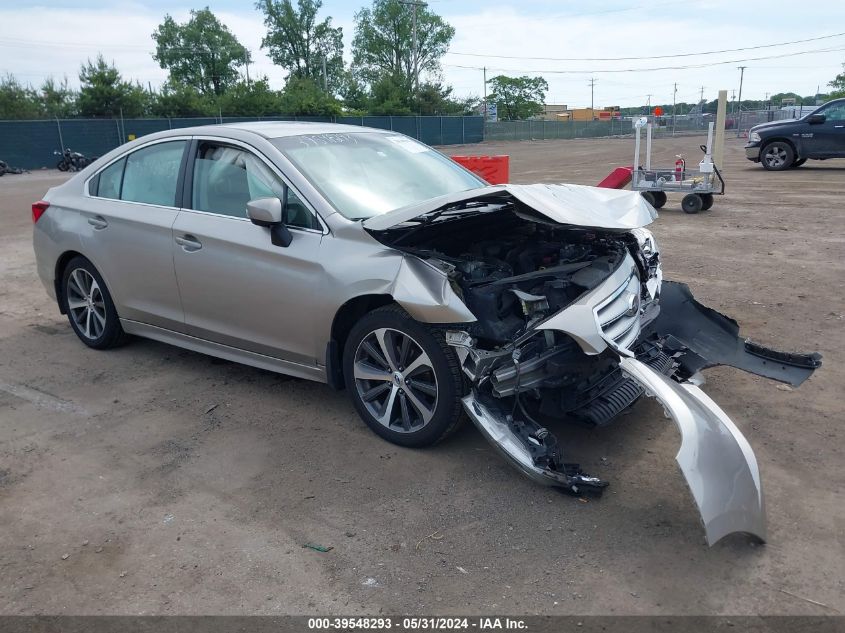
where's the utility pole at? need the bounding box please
[245,51,251,88]
[322,55,328,91]
[399,0,426,109]
[672,82,677,136]
[736,66,746,138]
[646,93,653,115]
[483,66,487,120]
[588,77,597,116]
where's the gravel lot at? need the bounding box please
[0,135,842,615]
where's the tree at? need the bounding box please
[367,74,413,115]
[257,0,344,93]
[41,77,77,118]
[0,74,42,119]
[487,75,548,120]
[150,82,214,117]
[338,70,369,113]
[416,81,476,115]
[278,76,342,116]
[219,78,284,116]
[829,63,845,99]
[152,8,250,97]
[77,55,149,118]
[352,0,454,92]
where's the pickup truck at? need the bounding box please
[745,97,845,170]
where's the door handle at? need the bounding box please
[87,215,108,230]
[835,125,844,128]
[175,235,202,252]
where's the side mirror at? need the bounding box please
[807,114,825,125]
[247,197,282,226]
[246,196,292,248]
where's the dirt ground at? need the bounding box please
[0,135,842,616]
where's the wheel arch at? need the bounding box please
[762,136,801,158]
[326,293,395,390]
[54,250,86,315]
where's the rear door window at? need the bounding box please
[120,141,186,207]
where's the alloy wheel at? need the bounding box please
[353,327,439,433]
[66,268,107,340]
[764,145,788,168]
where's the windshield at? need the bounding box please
[272,132,485,220]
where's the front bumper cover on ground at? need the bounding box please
[618,355,767,545]
[457,279,821,546]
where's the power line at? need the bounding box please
[444,30,845,62]
[441,44,845,75]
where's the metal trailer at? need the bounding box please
[631,119,725,214]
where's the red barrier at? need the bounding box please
[451,155,509,184]
[596,165,634,189]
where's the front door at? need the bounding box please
[808,102,845,157]
[172,139,326,366]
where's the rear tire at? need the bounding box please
[700,193,714,211]
[640,191,655,206]
[681,194,703,214]
[343,304,464,448]
[761,141,794,171]
[61,256,127,349]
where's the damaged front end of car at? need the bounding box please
[365,184,822,546]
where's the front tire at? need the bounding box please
[761,141,794,170]
[61,256,126,349]
[343,305,464,448]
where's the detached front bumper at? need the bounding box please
[454,274,821,546]
[618,355,766,545]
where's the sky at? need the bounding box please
[2,0,845,108]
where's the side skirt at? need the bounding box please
[120,319,327,383]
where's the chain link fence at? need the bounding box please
[485,108,804,142]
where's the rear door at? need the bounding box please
[171,138,326,366]
[81,138,188,331]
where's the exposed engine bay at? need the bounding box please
[366,185,822,545]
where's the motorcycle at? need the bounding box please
[54,148,95,172]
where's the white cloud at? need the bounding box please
[1,0,843,107]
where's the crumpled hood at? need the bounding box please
[362,183,657,231]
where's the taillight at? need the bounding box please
[32,200,49,223]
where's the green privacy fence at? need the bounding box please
[0,115,484,170]
[485,119,632,141]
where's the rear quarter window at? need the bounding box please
[94,157,126,199]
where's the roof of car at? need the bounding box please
[218,121,387,138]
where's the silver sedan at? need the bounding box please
[32,122,820,545]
